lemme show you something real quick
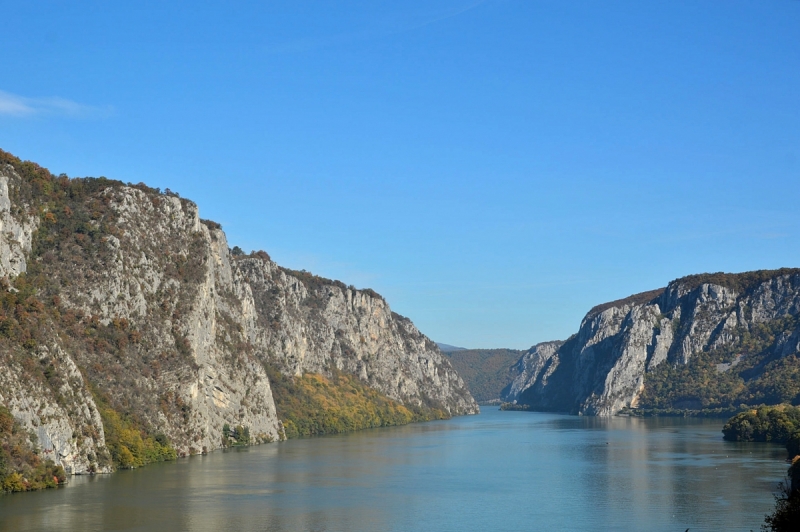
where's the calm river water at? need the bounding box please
[0,408,788,531]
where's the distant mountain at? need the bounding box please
[505,269,800,416]
[445,349,525,403]
[437,343,467,352]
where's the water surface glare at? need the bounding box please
[0,409,788,531]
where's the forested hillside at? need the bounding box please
[444,349,523,403]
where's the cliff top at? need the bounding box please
[586,288,665,320]
[585,268,800,321]
[0,148,164,206]
[670,268,800,295]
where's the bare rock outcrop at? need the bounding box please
[506,270,800,416]
[238,258,476,415]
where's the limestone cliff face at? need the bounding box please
[0,343,111,474]
[239,258,477,414]
[0,163,281,473]
[67,186,281,456]
[0,173,37,279]
[0,154,476,475]
[507,271,800,416]
[501,341,562,402]
[0,164,109,473]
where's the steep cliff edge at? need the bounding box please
[0,150,476,480]
[506,270,800,416]
[238,258,475,415]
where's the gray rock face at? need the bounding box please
[0,159,477,474]
[239,258,477,414]
[506,271,800,416]
[0,344,111,474]
[0,172,37,278]
[501,341,562,401]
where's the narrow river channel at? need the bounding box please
[0,408,787,531]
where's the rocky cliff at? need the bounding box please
[238,259,476,414]
[500,341,562,402]
[506,271,800,416]
[0,150,477,477]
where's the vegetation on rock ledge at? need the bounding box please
[639,316,800,412]
[93,390,176,470]
[0,406,66,493]
[735,406,800,530]
[265,365,448,439]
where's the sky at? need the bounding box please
[1,1,799,349]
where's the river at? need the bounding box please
[0,408,787,531]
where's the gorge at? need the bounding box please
[3,148,799,525]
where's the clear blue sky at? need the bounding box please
[1,1,799,349]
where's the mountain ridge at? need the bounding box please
[0,149,477,483]
[505,269,800,416]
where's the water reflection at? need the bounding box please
[538,414,786,529]
[0,410,787,532]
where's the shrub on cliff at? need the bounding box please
[92,391,176,469]
[265,364,446,438]
[763,488,800,531]
[221,423,251,447]
[0,406,66,493]
[763,458,800,531]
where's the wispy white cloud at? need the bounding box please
[0,90,112,118]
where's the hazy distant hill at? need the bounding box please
[437,343,467,352]
[444,349,525,403]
